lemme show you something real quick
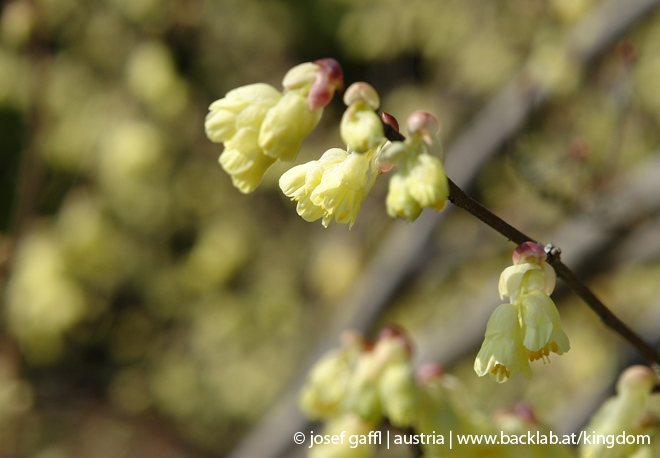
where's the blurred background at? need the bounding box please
[2,0,660,456]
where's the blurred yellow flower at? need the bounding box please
[380,112,448,222]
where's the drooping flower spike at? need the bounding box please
[475,242,570,383]
[205,59,343,193]
[379,111,449,223]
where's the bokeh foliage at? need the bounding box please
[1,0,660,456]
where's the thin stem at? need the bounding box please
[382,124,660,368]
[446,177,660,368]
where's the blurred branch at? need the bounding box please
[228,1,660,458]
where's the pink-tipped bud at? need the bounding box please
[307,58,344,111]
[313,58,343,86]
[343,82,380,110]
[375,156,395,175]
[406,111,440,146]
[381,112,399,132]
[616,365,656,395]
[416,363,445,384]
[407,111,439,136]
[512,241,546,265]
[378,325,413,357]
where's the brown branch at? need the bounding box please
[385,113,660,368]
[444,177,660,368]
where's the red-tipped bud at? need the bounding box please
[512,241,546,265]
[308,58,344,112]
[406,111,440,143]
[313,58,344,89]
[381,112,399,132]
[343,82,380,110]
[416,362,445,384]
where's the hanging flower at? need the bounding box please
[205,59,343,193]
[279,147,380,228]
[340,82,385,153]
[475,242,569,382]
[474,303,532,383]
[380,112,448,222]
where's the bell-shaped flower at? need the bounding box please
[499,242,556,303]
[380,112,448,222]
[474,303,532,383]
[520,290,570,362]
[476,242,569,382]
[259,59,343,162]
[340,82,384,153]
[385,172,423,222]
[205,83,282,144]
[205,59,343,193]
[218,126,276,193]
[279,147,380,228]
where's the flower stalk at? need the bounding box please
[382,126,660,370]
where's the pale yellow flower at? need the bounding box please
[474,303,532,383]
[580,366,656,458]
[385,172,423,222]
[381,113,448,222]
[205,83,281,144]
[520,290,570,361]
[499,241,555,302]
[299,331,364,421]
[258,89,323,162]
[340,82,384,153]
[476,242,569,382]
[205,59,343,193]
[259,59,343,162]
[280,147,380,228]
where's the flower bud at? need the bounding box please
[512,241,547,265]
[381,112,399,132]
[340,83,384,153]
[406,111,440,145]
[307,58,344,112]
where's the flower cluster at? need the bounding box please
[299,327,417,427]
[301,328,580,458]
[205,59,450,228]
[279,83,386,228]
[379,111,449,222]
[205,59,343,193]
[474,241,570,383]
